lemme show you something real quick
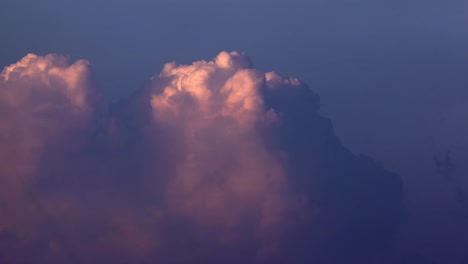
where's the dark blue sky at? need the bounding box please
[1,0,468,263]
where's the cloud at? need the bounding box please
[112,51,406,263]
[0,51,406,263]
[0,52,95,210]
[0,53,99,263]
[150,52,292,229]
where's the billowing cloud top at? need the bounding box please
[150,51,293,232]
[0,53,94,197]
[0,51,406,264]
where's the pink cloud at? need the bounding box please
[0,53,95,203]
[0,51,406,263]
[144,52,304,240]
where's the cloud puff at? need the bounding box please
[0,53,99,263]
[0,51,406,264]
[0,53,95,206]
[150,52,292,229]
[111,51,406,262]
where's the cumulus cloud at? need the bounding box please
[0,51,406,264]
[150,52,292,230]
[0,53,99,263]
[0,53,94,212]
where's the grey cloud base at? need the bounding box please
[0,51,406,264]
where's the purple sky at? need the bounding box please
[1,0,467,263]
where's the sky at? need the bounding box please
[0,0,467,263]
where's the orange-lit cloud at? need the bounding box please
[143,52,304,251]
[0,53,99,263]
[0,51,406,264]
[0,53,94,211]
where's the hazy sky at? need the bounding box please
[1,0,468,263]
